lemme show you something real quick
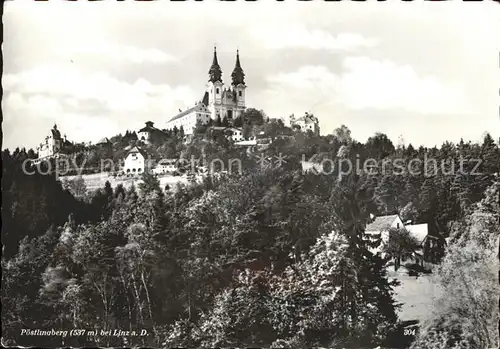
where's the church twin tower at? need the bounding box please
[203,47,247,121]
[165,47,247,134]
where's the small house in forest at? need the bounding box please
[365,214,405,245]
[365,214,444,266]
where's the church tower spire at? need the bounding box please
[231,49,245,86]
[208,46,223,83]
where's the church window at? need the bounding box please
[216,88,220,94]
[238,91,242,97]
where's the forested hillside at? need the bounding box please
[2,127,498,348]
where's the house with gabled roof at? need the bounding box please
[96,137,111,145]
[366,214,405,245]
[365,214,439,267]
[123,146,149,176]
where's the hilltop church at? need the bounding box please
[165,47,247,135]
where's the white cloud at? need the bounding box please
[3,93,64,119]
[264,57,470,115]
[2,65,198,149]
[3,65,196,114]
[3,0,499,149]
[252,26,378,51]
[338,57,470,114]
[267,66,338,92]
[58,42,178,65]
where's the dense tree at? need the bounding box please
[1,150,92,259]
[327,180,399,346]
[138,172,161,195]
[383,227,420,270]
[374,175,399,215]
[2,119,498,348]
[332,124,352,144]
[215,115,222,126]
[62,176,88,198]
[366,132,395,159]
[412,182,499,349]
[241,108,265,126]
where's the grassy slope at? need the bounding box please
[60,173,190,191]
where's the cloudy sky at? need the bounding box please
[3,1,500,151]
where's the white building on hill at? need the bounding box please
[138,121,168,144]
[281,112,320,135]
[34,124,73,161]
[165,103,211,135]
[208,126,244,142]
[36,124,63,159]
[365,214,434,266]
[226,127,244,142]
[123,146,147,175]
[165,47,247,134]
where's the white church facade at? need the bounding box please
[165,47,247,135]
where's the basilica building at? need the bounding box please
[166,47,247,135]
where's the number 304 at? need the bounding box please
[404,328,416,336]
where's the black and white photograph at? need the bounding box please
[1,1,499,348]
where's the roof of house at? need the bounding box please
[167,103,208,123]
[202,92,209,106]
[405,223,429,244]
[209,126,242,133]
[127,146,147,158]
[365,214,400,232]
[235,140,257,146]
[97,137,111,144]
[138,121,164,134]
